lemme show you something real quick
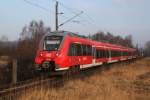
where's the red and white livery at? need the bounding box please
[35,31,137,71]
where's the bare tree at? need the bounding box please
[17,20,51,60]
[124,35,133,47]
[91,32,134,48]
[16,20,51,81]
[0,35,8,42]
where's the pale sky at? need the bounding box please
[0,0,150,47]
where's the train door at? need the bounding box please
[75,43,82,65]
[68,43,78,66]
[121,51,123,60]
[108,48,111,62]
[92,46,96,64]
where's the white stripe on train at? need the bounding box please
[55,57,135,71]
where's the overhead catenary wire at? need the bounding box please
[53,0,99,29]
[24,0,50,12]
[23,0,69,19]
[50,0,91,25]
[58,2,90,23]
[59,11,84,27]
[24,0,99,31]
[24,0,83,30]
[58,2,79,15]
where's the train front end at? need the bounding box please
[35,33,64,71]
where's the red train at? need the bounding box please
[35,31,137,71]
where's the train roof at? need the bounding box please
[91,40,135,51]
[48,31,136,52]
[50,30,88,38]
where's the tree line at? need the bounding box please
[90,32,133,48]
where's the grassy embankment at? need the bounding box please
[19,58,150,100]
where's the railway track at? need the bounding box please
[0,68,85,99]
[0,68,97,100]
[0,73,65,100]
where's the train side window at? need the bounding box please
[119,51,121,56]
[123,51,127,56]
[100,50,103,58]
[105,50,107,58]
[112,50,119,57]
[111,50,113,57]
[97,50,104,58]
[87,45,92,56]
[115,51,117,56]
[116,51,119,56]
[125,52,126,56]
[114,51,118,57]
[118,51,120,56]
[101,50,103,58]
[114,51,116,57]
[115,51,117,57]
[104,50,106,58]
[104,50,107,58]
[103,50,106,58]
[98,50,101,58]
[82,44,87,56]
[68,43,75,56]
[106,50,109,58]
[111,50,115,57]
[92,47,96,57]
[126,52,128,56]
[96,49,99,58]
[74,43,82,56]
[113,51,115,57]
[117,51,118,56]
[98,50,100,58]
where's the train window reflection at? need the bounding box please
[43,36,63,51]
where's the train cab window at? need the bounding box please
[43,36,63,51]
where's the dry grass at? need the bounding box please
[0,60,8,65]
[19,58,150,100]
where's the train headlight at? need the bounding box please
[56,51,60,56]
[40,52,43,57]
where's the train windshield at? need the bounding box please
[43,36,63,51]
